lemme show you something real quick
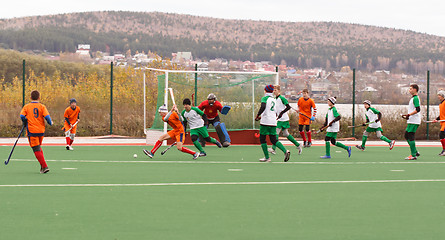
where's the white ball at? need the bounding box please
[133,154,137,158]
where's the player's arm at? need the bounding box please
[64,109,72,125]
[19,107,28,125]
[197,101,205,111]
[181,110,188,131]
[43,108,52,126]
[163,111,173,122]
[193,107,209,126]
[409,96,421,116]
[255,102,267,121]
[216,101,223,112]
[277,104,291,119]
[311,100,317,120]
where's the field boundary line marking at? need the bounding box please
[2,179,445,188]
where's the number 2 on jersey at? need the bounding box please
[270,101,275,111]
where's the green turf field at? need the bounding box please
[1,144,445,239]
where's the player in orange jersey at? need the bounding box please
[20,90,52,173]
[296,89,317,147]
[62,98,80,150]
[433,90,445,156]
[143,104,199,159]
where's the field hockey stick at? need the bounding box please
[424,120,445,123]
[347,121,375,128]
[313,125,328,134]
[161,142,177,155]
[5,124,26,165]
[65,120,79,135]
[191,93,195,106]
[291,106,313,121]
[168,88,176,106]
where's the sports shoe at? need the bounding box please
[347,146,352,158]
[215,140,222,148]
[68,146,74,151]
[439,150,445,156]
[143,149,153,158]
[355,145,365,151]
[416,152,420,157]
[222,141,230,148]
[193,152,199,160]
[320,155,331,159]
[297,145,303,155]
[284,150,291,162]
[40,167,49,174]
[268,148,276,155]
[307,142,312,147]
[259,157,271,162]
[405,155,417,160]
[199,152,207,157]
[389,140,395,150]
[66,145,70,150]
[303,141,308,148]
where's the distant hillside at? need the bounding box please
[1,11,445,74]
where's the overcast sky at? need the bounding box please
[1,0,445,37]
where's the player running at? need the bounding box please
[143,105,199,159]
[62,98,80,150]
[19,90,53,173]
[355,100,395,151]
[198,93,231,147]
[256,85,290,162]
[319,97,352,159]
[401,84,421,160]
[432,90,445,156]
[182,98,222,156]
[268,85,302,155]
[296,89,317,147]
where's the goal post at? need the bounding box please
[143,68,279,144]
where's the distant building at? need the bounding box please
[76,44,90,57]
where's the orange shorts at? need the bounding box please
[63,123,77,134]
[28,136,43,147]
[441,122,445,132]
[168,130,185,143]
[298,117,311,126]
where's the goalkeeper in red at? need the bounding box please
[355,100,395,151]
[198,93,231,147]
[143,105,199,159]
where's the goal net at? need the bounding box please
[143,68,278,142]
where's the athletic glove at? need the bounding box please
[310,116,315,121]
[401,114,410,120]
[255,115,261,121]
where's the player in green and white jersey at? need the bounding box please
[402,84,421,160]
[181,98,222,156]
[319,97,352,159]
[356,100,395,151]
[268,85,302,155]
[255,85,291,162]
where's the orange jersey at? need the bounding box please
[64,106,80,125]
[163,111,184,132]
[297,97,316,125]
[20,102,50,135]
[440,100,445,131]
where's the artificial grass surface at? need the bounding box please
[1,145,445,239]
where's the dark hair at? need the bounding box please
[183,98,191,105]
[31,90,40,100]
[410,84,419,92]
[302,89,309,93]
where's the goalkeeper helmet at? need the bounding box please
[207,93,216,100]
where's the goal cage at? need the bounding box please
[143,68,279,142]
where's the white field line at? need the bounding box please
[8,159,445,165]
[2,179,445,188]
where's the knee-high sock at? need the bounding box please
[275,141,287,153]
[181,147,195,155]
[66,137,71,145]
[335,141,349,150]
[408,140,417,156]
[209,137,218,144]
[361,136,368,147]
[325,141,330,156]
[34,151,47,168]
[441,139,445,150]
[300,131,306,142]
[70,138,74,145]
[261,143,269,158]
[307,131,312,143]
[380,136,391,143]
[151,140,162,154]
[287,135,300,147]
[193,140,205,153]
